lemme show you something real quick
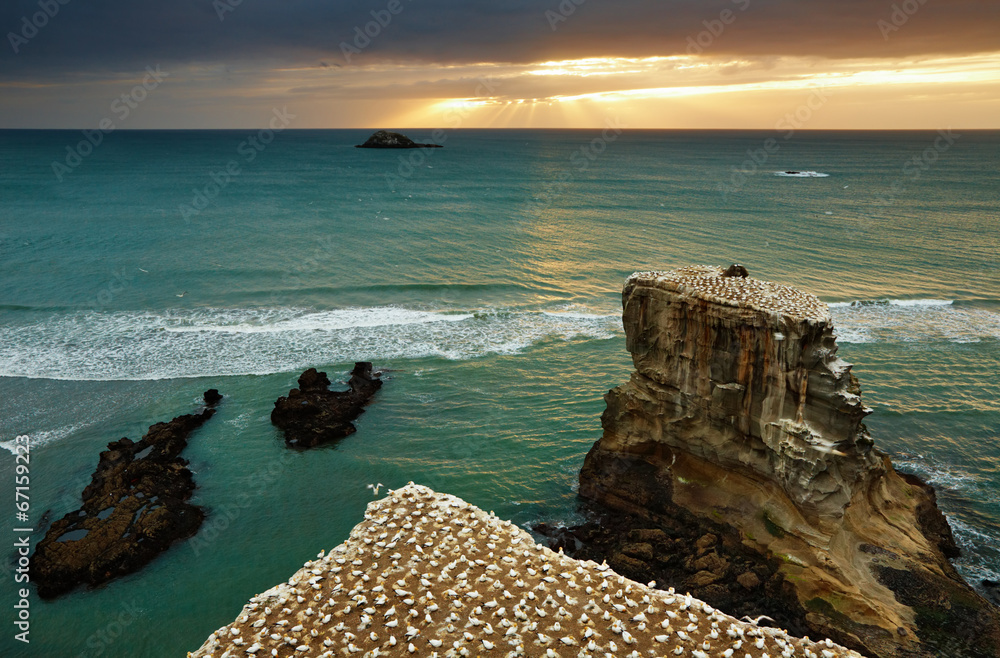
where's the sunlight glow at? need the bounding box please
[527,56,684,77]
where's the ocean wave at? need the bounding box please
[827,298,953,309]
[894,457,982,493]
[162,307,474,333]
[829,299,1000,344]
[892,455,1000,585]
[774,170,829,177]
[0,423,88,455]
[0,305,621,381]
[541,310,619,320]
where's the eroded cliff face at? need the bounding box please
[580,266,1000,658]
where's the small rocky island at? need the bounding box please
[567,266,1000,657]
[271,363,382,448]
[355,130,443,148]
[30,390,221,599]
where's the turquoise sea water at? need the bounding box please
[1,129,998,656]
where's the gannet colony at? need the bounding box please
[190,484,863,658]
[626,266,830,322]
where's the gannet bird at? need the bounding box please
[742,615,775,625]
[367,483,384,496]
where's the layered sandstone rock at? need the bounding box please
[579,266,1000,657]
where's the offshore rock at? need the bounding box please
[271,363,382,448]
[579,266,1000,658]
[355,130,443,148]
[30,391,221,599]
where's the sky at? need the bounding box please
[1,0,998,129]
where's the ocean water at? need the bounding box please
[1,128,998,656]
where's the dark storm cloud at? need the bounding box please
[1,0,997,79]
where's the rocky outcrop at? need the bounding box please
[191,483,864,658]
[271,363,382,448]
[538,501,818,640]
[30,391,221,599]
[355,130,443,148]
[985,580,1000,607]
[578,266,1000,658]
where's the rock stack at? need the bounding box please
[579,266,1000,657]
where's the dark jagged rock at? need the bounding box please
[723,263,749,278]
[575,266,1000,658]
[355,130,443,149]
[537,500,815,642]
[30,392,221,599]
[271,363,382,448]
[984,580,1000,607]
[203,389,223,405]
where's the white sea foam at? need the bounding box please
[163,307,474,333]
[828,298,953,309]
[829,299,999,344]
[0,423,88,455]
[893,456,1000,588]
[541,311,618,320]
[894,457,981,492]
[888,299,953,308]
[774,171,829,177]
[0,305,621,381]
